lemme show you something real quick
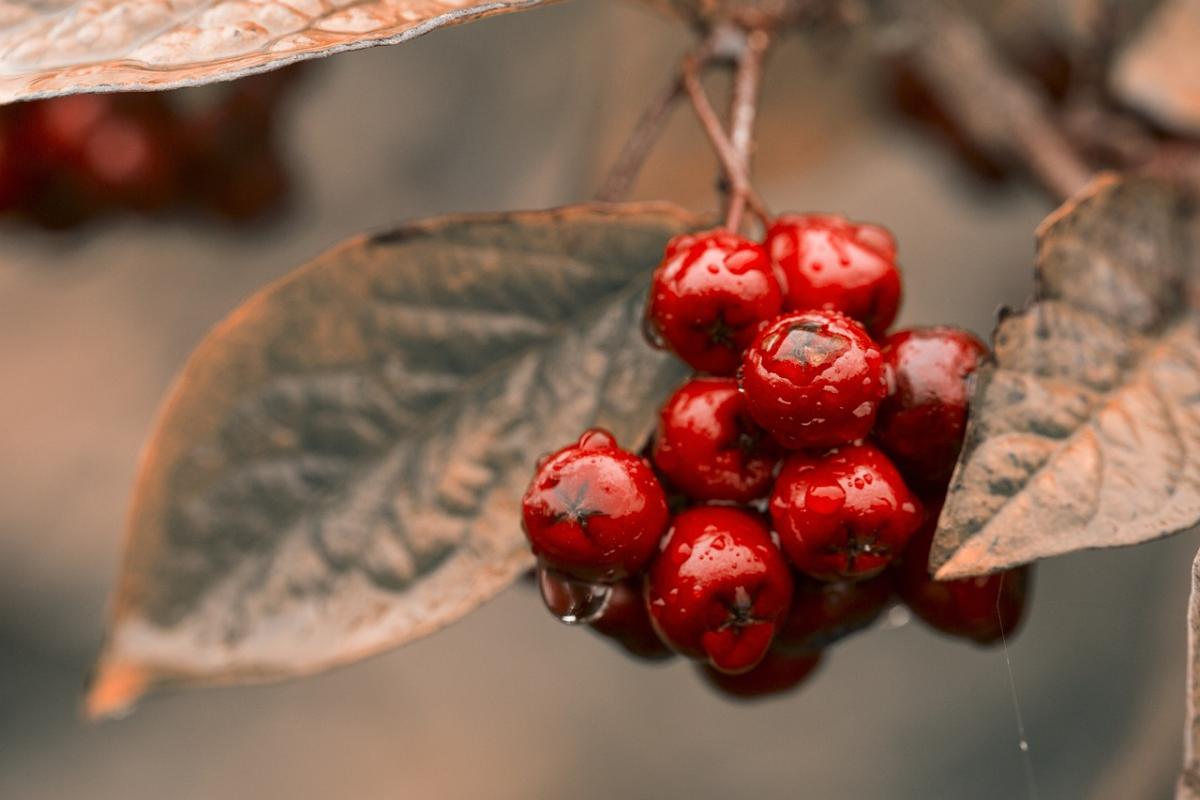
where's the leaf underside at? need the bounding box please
[0,0,557,105]
[86,203,695,719]
[932,174,1200,580]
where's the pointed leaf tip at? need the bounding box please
[90,203,697,711]
[932,174,1200,579]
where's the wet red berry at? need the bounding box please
[23,94,111,164]
[651,377,779,503]
[522,429,669,581]
[81,113,178,211]
[646,230,782,375]
[646,506,793,673]
[766,213,902,337]
[698,649,822,701]
[875,327,988,493]
[773,572,895,655]
[897,500,1030,645]
[739,310,886,450]
[0,120,31,212]
[770,442,922,580]
[587,577,675,661]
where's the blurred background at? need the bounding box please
[0,1,1193,797]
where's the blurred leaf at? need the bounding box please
[1112,0,1200,137]
[86,203,694,719]
[932,174,1199,580]
[0,0,556,105]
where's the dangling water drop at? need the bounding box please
[641,314,666,349]
[879,604,912,630]
[538,563,612,625]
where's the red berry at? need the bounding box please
[206,153,289,223]
[646,506,793,673]
[875,327,988,493]
[81,113,178,211]
[739,310,886,450]
[24,95,111,163]
[183,93,290,223]
[651,377,779,503]
[0,119,31,212]
[897,500,1030,645]
[587,577,675,661]
[770,443,922,580]
[646,230,782,375]
[766,213,902,337]
[773,572,895,655]
[699,649,822,701]
[522,429,668,581]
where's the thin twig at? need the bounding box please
[724,29,771,232]
[596,37,718,202]
[682,41,770,230]
[886,0,1092,201]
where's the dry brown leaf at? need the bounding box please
[0,0,556,104]
[85,203,695,719]
[1112,0,1200,137]
[931,174,1200,580]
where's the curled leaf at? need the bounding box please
[86,203,695,718]
[0,0,556,104]
[932,174,1199,579]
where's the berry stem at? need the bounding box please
[682,37,770,231]
[595,35,719,202]
[725,28,770,232]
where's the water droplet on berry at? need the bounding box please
[879,604,912,630]
[856,224,894,256]
[642,314,667,349]
[537,564,612,625]
[805,482,846,514]
[577,428,616,451]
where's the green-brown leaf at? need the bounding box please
[932,174,1200,579]
[86,203,695,718]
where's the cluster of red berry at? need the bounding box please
[0,69,299,230]
[522,214,1030,701]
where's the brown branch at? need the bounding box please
[724,29,771,231]
[596,37,718,202]
[1061,102,1200,197]
[887,0,1092,201]
[681,30,770,232]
